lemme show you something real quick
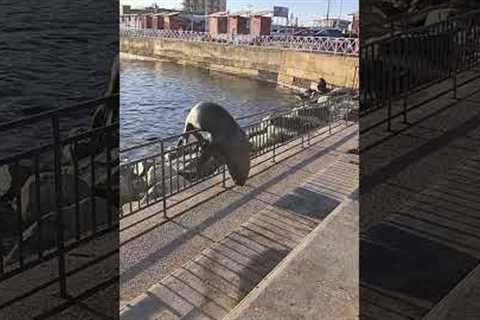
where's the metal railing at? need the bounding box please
[360,9,480,130]
[0,93,355,315]
[120,27,359,56]
[0,95,119,316]
[119,95,357,219]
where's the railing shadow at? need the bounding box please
[360,149,480,319]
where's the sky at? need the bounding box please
[120,0,359,26]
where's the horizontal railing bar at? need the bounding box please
[362,8,480,47]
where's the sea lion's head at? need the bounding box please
[223,131,251,186]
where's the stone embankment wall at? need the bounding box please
[120,37,358,89]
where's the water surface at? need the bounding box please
[0,0,117,154]
[120,58,298,159]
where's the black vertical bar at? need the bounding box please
[106,129,113,227]
[301,112,305,149]
[127,164,133,214]
[144,160,150,207]
[182,145,186,189]
[153,157,158,202]
[160,141,167,218]
[35,155,43,258]
[387,54,392,132]
[0,221,3,273]
[0,163,3,271]
[135,162,141,210]
[258,119,264,154]
[344,98,349,128]
[196,141,200,180]
[258,123,261,156]
[222,164,227,188]
[169,150,173,193]
[90,153,97,234]
[14,161,24,269]
[309,107,313,144]
[73,142,80,241]
[328,101,332,134]
[453,31,458,100]
[176,146,180,192]
[52,115,67,298]
[403,36,409,124]
[272,123,276,163]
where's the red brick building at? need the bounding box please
[143,15,153,29]
[250,16,272,36]
[164,13,189,30]
[228,15,249,35]
[208,15,228,35]
[152,14,165,29]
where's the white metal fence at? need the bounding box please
[120,27,359,56]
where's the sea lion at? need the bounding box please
[177,102,251,186]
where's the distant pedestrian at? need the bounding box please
[317,78,329,93]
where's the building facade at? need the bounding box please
[250,16,272,36]
[183,0,227,15]
[208,15,228,35]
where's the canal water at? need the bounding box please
[0,0,117,155]
[120,57,299,159]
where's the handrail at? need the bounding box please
[360,8,480,128]
[120,27,359,56]
[363,8,480,47]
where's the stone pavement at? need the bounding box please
[361,155,480,319]
[361,70,480,229]
[225,192,358,320]
[120,121,358,306]
[120,129,359,320]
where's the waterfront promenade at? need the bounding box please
[361,70,480,319]
[120,120,359,319]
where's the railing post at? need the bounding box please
[328,103,332,135]
[272,124,276,162]
[160,140,167,218]
[301,127,305,149]
[307,118,312,146]
[453,41,458,100]
[387,60,393,132]
[345,101,349,127]
[14,162,24,270]
[52,115,67,298]
[398,35,407,124]
[222,164,227,188]
[403,37,409,124]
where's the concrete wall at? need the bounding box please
[120,37,358,89]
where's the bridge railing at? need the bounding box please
[120,27,359,56]
[0,95,119,317]
[119,95,357,220]
[360,9,480,131]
